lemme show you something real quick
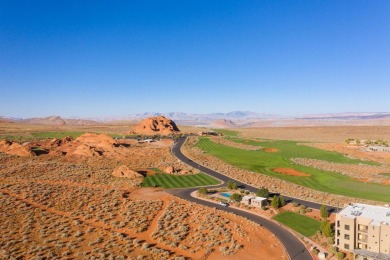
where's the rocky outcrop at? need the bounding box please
[132,116,180,135]
[112,165,144,179]
[0,140,35,157]
[164,166,175,174]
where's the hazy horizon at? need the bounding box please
[1,1,389,118]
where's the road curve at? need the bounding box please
[169,136,329,260]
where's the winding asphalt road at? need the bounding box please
[167,136,340,260]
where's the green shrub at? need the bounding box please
[256,187,269,198]
[336,251,345,260]
[230,193,243,202]
[198,187,208,195]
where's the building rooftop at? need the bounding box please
[242,195,255,200]
[339,203,390,226]
[253,196,267,201]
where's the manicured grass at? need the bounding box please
[229,138,378,165]
[273,212,320,237]
[31,131,84,139]
[141,172,220,189]
[196,137,390,202]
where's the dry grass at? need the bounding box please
[0,126,286,259]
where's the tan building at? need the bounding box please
[241,195,255,206]
[241,196,267,208]
[335,203,390,260]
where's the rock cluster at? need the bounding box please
[0,140,36,157]
[131,116,180,135]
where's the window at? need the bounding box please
[344,234,350,240]
[345,244,350,250]
[345,225,350,230]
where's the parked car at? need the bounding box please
[219,202,229,207]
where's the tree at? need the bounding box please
[271,195,280,209]
[198,187,208,195]
[320,205,328,219]
[256,187,269,198]
[227,180,232,189]
[321,219,333,237]
[279,196,285,207]
[231,182,237,189]
[230,193,243,202]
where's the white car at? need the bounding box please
[219,202,229,207]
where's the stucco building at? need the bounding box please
[241,195,267,208]
[335,203,390,260]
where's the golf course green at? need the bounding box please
[196,137,390,202]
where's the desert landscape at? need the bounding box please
[0,118,291,259]
[2,115,390,259]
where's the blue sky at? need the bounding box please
[1,1,389,118]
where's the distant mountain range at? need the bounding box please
[2,112,390,128]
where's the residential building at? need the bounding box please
[335,203,390,260]
[241,195,255,206]
[251,197,267,208]
[241,196,267,208]
[366,146,390,153]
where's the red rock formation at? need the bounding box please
[131,116,180,135]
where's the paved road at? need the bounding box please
[168,188,313,260]
[168,136,341,260]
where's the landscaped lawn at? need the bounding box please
[196,137,390,202]
[273,212,320,237]
[141,172,220,189]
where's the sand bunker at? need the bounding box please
[264,148,278,153]
[273,168,310,177]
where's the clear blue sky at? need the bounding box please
[1,1,389,118]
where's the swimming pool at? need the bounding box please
[220,192,231,198]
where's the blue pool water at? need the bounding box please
[220,192,231,198]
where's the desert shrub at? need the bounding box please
[256,187,269,198]
[329,246,338,255]
[198,187,208,195]
[336,251,345,260]
[292,202,299,207]
[327,237,335,245]
[230,193,242,202]
[311,248,319,255]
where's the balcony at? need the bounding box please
[358,228,368,233]
[358,237,368,243]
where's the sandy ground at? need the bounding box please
[0,133,286,259]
